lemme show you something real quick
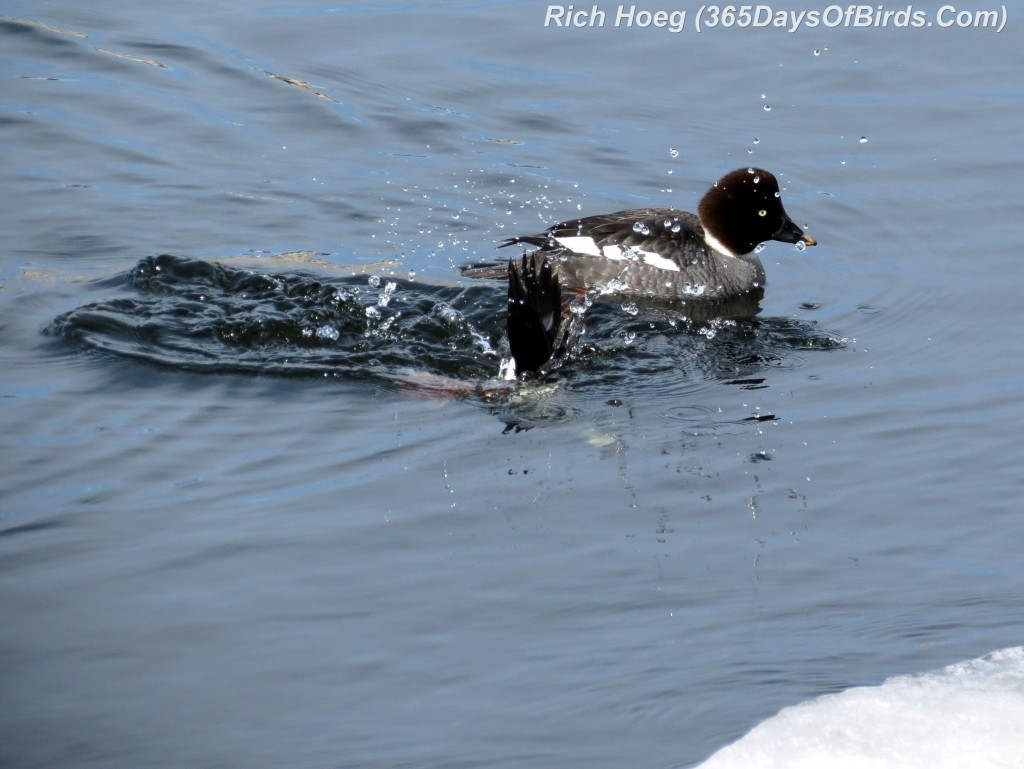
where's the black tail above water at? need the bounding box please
[507,253,561,375]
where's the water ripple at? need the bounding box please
[46,255,846,423]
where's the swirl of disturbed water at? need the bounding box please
[47,254,846,425]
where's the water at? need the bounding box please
[3,2,1023,767]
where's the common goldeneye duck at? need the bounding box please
[501,167,816,301]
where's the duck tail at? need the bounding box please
[507,253,561,375]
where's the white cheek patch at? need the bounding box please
[554,237,681,272]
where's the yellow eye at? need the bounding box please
[757,209,767,217]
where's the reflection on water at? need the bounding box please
[47,254,846,427]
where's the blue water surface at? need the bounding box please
[2,2,1023,767]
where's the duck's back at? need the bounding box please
[505,208,764,300]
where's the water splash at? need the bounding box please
[46,255,847,420]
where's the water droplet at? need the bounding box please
[316,324,340,341]
[813,49,820,56]
[682,283,706,297]
[859,136,868,143]
[763,104,772,112]
[795,240,807,252]
[753,175,761,183]
[669,148,679,158]
[752,137,760,145]
[435,303,461,324]
[378,280,398,307]
[367,275,381,288]
[632,221,650,235]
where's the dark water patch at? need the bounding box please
[0,519,64,539]
[46,255,846,425]
[46,254,508,383]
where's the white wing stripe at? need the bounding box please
[554,236,605,258]
[554,236,681,272]
[636,251,680,272]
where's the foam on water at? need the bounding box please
[696,647,1024,769]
